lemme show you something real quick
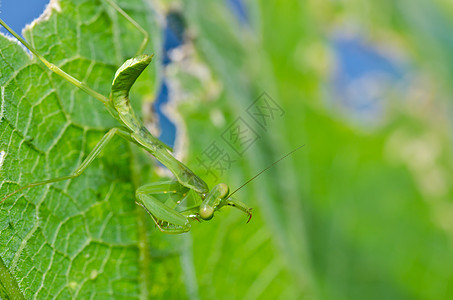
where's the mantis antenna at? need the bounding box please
[228,144,306,198]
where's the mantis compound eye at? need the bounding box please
[199,204,214,220]
[217,183,229,198]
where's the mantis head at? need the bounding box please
[198,183,253,222]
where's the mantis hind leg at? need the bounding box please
[0,18,110,105]
[135,181,197,234]
[1,128,129,204]
[0,0,149,105]
[102,0,149,55]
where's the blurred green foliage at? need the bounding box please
[1,0,453,299]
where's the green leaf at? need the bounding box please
[0,0,184,298]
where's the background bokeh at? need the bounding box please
[2,0,453,299]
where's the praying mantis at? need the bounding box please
[0,0,302,234]
[0,0,254,234]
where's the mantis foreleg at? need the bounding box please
[135,181,195,233]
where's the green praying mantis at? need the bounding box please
[0,0,301,234]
